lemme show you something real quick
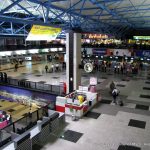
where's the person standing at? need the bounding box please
[117,63,120,74]
[45,65,48,73]
[14,63,18,72]
[51,63,54,72]
[121,64,124,74]
[114,65,117,73]
[108,61,111,72]
[104,61,107,72]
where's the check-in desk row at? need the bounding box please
[0,111,65,150]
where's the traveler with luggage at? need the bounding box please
[112,87,119,104]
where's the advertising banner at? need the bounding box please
[26,25,61,41]
[106,49,114,56]
[111,49,131,57]
[83,48,93,55]
[92,48,107,56]
[135,50,150,58]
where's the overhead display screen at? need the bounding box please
[26,25,61,41]
[133,36,150,40]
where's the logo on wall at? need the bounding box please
[84,63,93,73]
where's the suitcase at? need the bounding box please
[117,97,124,106]
[119,100,124,106]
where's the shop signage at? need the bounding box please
[133,36,150,40]
[83,34,108,39]
[79,86,88,91]
[90,77,97,85]
[113,49,131,57]
[92,48,107,55]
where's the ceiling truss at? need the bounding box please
[0,0,149,38]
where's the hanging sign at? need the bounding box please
[26,25,61,41]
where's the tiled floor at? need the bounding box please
[1,62,150,150]
[60,130,83,143]
[84,111,101,119]
[128,119,146,129]
[117,145,141,150]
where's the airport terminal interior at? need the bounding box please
[0,0,150,150]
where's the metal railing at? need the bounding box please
[0,107,49,148]
[0,74,64,96]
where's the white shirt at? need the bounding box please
[112,89,119,95]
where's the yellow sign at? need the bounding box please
[84,34,108,39]
[26,25,61,41]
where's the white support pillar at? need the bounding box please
[66,31,81,93]
[66,32,71,94]
[73,33,81,90]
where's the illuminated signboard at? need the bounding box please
[83,34,108,39]
[26,25,61,41]
[133,36,150,40]
[25,57,32,61]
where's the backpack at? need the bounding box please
[112,91,117,96]
[112,89,119,96]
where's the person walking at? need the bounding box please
[110,81,115,92]
[112,87,119,104]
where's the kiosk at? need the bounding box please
[56,84,101,118]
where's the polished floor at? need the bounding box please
[1,61,150,150]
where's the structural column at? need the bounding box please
[66,31,81,93]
